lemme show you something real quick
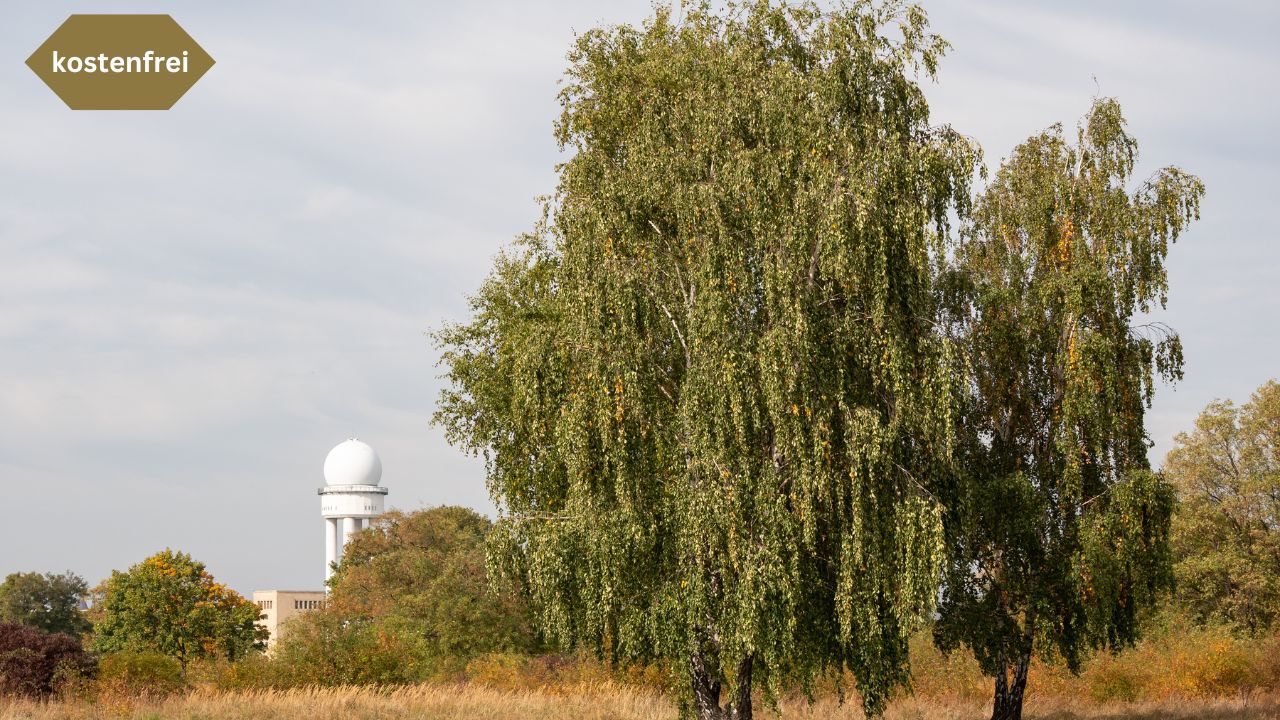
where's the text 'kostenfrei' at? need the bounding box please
[51,50,189,73]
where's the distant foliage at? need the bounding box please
[0,571,90,637]
[91,549,265,664]
[273,506,540,685]
[0,622,94,698]
[1165,380,1280,632]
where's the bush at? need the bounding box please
[903,616,1280,705]
[0,622,94,698]
[268,611,434,686]
[96,651,185,697]
[185,653,276,692]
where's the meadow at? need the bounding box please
[3,619,1276,720]
[2,684,1279,720]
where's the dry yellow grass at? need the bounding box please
[2,684,1278,720]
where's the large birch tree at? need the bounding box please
[434,1,976,716]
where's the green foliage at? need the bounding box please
[328,506,540,662]
[96,651,185,697]
[0,621,94,698]
[268,611,433,686]
[935,99,1203,717]
[434,1,979,715]
[910,616,1280,705]
[0,571,90,638]
[1165,380,1280,633]
[90,549,265,665]
[182,652,275,692]
[1077,471,1176,647]
[272,506,539,685]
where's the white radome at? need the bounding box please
[323,438,382,486]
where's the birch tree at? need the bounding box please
[935,99,1204,720]
[435,2,976,716]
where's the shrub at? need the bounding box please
[96,651,185,697]
[185,653,276,692]
[903,615,1280,706]
[268,611,433,686]
[0,621,94,698]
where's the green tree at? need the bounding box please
[328,507,540,663]
[0,571,90,637]
[435,2,977,716]
[91,550,265,665]
[934,99,1203,720]
[1165,380,1280,633]
[267,611,432,687]
[272,507,538,686]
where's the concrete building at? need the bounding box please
[252,590,327,645]
[253,438,389,647]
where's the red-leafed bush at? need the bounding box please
[0,621,94,697]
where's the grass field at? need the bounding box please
[2,684,1279,720]
[4,620,1275,720]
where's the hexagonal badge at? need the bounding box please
[26,15,214,110]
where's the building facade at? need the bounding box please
[252,590,327,647]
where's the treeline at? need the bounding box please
[1,382,1278,702]
[0,507,547,699]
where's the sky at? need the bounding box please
[1,1,1275,596]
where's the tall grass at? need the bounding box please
[906,619,1280,705]
[4,619,1277,719]
[3,684,1279,720]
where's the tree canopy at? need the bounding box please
[328,506,540,660]
[91,550,265,664]
[934,99,1203,720]
[274,506,540,685]
[0,571,90,637]
[435,1,978,716]
[1165,380,1280,633]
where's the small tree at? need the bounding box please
[91,550,265,665]
[0,622,94,698]
[935,99,1203,720]
[0,571,90,637]
[273,507,539,685]
[1165,380,1280,633]
[327,506,540,659]
[435,2,977,716]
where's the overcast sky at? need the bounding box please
[1,1,1275,595]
